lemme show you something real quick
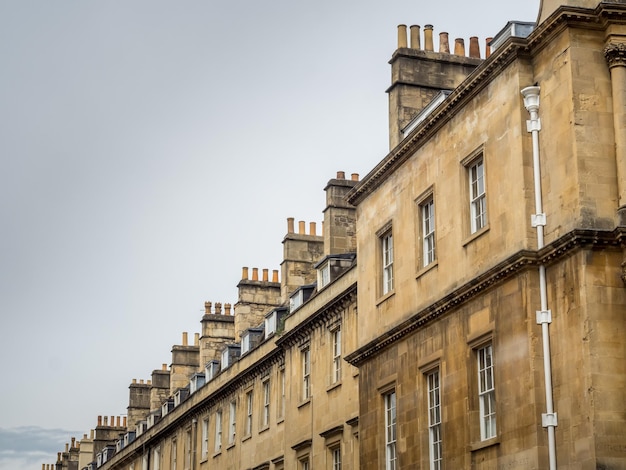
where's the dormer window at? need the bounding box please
[174,388,189,407]
[190,373,205,394]
[265,307,287,339]
[205,360,220,381]
[221,344,241,369]
[289,284,315,313]
[241,327,264,355]
[318,262,330,288]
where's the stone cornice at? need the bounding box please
[347,2,626,207]
[345,228,625,367]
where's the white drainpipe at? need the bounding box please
[521,85,557,470]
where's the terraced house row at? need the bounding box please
[48,1,626,468]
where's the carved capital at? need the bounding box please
[604,42,626,69]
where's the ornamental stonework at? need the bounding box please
[604,42,626,68]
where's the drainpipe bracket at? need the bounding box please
[536,309,552,324]
[526,118,542,132]
[531,213,546,227]
[542,412,558,428]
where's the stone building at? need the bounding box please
[346,0,626,469]
[46,1,626,469]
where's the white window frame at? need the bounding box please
[201,418,209,458]
[245,390,253,436]
[332,445,342,470]
[382,231,394,294]
[229,401,236,445]
[421,197,436,266]
[278,368,286,420]
[302,348,311,400]
[427,370,442,470]
[477,343,496,440]
[214,410,222,452]
[469,157,487,233]
[384,391,397,470]
[170,438,177,470]
[332,328,342,384]
[262,379,271,427]
[318,261,331,288]
[153,446,161,470]
[300,457,310,470]
[184,429,191,470]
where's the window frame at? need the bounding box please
[384,390,397,470]
[245,390,253,437]
[477,343,496,440]
[262,378,271,428]
[427,369,442,470]
[228,400,237,445]
[381,230,394,295]
[278,367,286,420]
[331,445,342,470]
[468,155,487,233]
[214,409,222,453]
[302,347,311,401]
[201,417,209,459]
[170,438,177,470]
[421,197,436,267]
[331,327,342,384]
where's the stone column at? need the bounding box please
[604,42,626,222]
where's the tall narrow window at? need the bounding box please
[229,401,236,444]
[384,391,397,470]
[184,430,191,469]
[278,368,286,420]
[170,439,177,470]
[427,370,442,470]
[382,231,394,294]
[201,418,209,458]
[153,447,161,470]
[477,344,496,440]
[332,328,342,384]
[421,198,436,266]
[332,446,342,470]
[262,379,271,427]
[245,391,253,436]
[214,410,222,452]
[469,157,487,233]
[300,457,310,470]
[303,348,311,400]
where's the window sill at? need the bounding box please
[259,424,270,434]
[212,450,222,458]
[463,225,490,246]
[415,260,438,280]
[376,290,395,306]
[276,417,285,425]
[297,398,311,409]
[326,381,342,393]
[226,442,235,451]
[470,436,500,452]
[200,456,208,464]
[241,434,251,443]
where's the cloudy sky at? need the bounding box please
[0,1,539,468]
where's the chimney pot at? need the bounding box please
[397,24,408,49]
[194,332,199,345]
[252,268,259,281]
[147,379,152,385]
[424,25,434,51]
[439,32,450,53]
[97,415,102,426]
[116,416,121,427]
[336,171,345,179]
[454,38,465,56]
[298,220,305,234]
[469,36,480,58]
[65,443,69,452]
[162,363,167,371]
[351,173,359,181]
[485,37,492,58]
[132,378,137,384]
[110,416,114,426]
[139,379,144,384]
[242,266,249,280]
[410,25,420,49]
[71,437,75,448]
[287,217,295,234]
[216,302,222,314]
[204,301,212,314]
[83,434,87,439]
[103,416,108,426]
[182,332,188,346]
[57,452,61,462]
[272,269,279,282]
[262,268,269,281]
[123,416,127,427]
[90,429,94,439]
[309,222,316,236]
[225,303,231,315]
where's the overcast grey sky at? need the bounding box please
[0,1,539,468]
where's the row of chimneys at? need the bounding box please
[397,24,492,59]
[131,378,153,385]
[240,267,279,282]
[96,415,127,427]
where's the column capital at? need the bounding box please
[604,42,626,69]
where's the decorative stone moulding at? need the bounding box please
[604,42,626,68]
